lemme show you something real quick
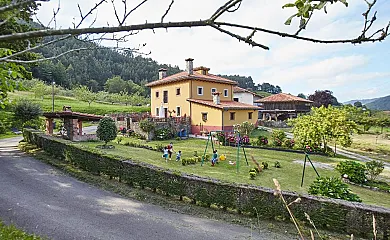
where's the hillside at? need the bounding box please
[344,97,379,105]
[366,95,390,110]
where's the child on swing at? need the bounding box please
[211,150,218,166]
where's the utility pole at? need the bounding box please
[52,80,55,112]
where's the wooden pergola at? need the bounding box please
[43,110,103,141]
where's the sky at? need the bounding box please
[36,0,390,102]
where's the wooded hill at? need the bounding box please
[30,37,261,93]
[366,95,390,110]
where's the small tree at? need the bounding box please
[13,99,42,127]
[73,86,97,106]
[31,81,49,100]
[366,160,385,181]
[96,117,117,146]
[234,121,255,136]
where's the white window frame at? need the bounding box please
[211,88,217,95]
[156,108,159,117]
[176,106,181,117]
[197,86,204,96]
[224,89,228,97]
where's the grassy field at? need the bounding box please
[345,133,390,163]
[80,137,390,208]
[8,91,150,115]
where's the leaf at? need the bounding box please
[282,3,296,8]
[315,2,326,10]
[284,13,298,25]
[338,0,348,7]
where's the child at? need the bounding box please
[211,150,218,166]
[176,150,182,162]
[162,147,169,162]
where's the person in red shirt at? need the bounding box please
[167,142,174,160]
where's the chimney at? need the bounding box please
[158,68,167,80]
[212,92,220,105]
[185,58,194,75]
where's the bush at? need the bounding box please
[13,98,42,127]
[96,117,117,145]
[271,129,286,146]
[155,127,174,140]
[261,162,268,170]
[257,135,268,146]
[283,139,295,148]
[309,177,361,202]
[274,161,281,168]
[366,160,385,181]
[139,119,155,133]
[336,161,366,184]
[249,168,257,180]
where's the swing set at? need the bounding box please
[201,130,249,173]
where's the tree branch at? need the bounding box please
[210,24,269,50]
[210,0,242,22]
[121,0,148,26]
[161,0,174,23]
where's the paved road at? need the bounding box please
[0,137,293,240]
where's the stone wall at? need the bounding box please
[258,120,289,128]
[23,128,390,239]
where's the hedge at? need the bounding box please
[23,129,390,239]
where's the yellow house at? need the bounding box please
[145,58,260,134]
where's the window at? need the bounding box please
[155,91,159,98]
[230,112,235,120]
[224,89,228,97]
[176,88,181,96]
[233,97,239,102]
[211,88,217,95]
[163,90,168,103]
[202,112,208,122]
[156,108,159,117]
[197,86,203,96]
[248,112,253,120]
[176,107,181,117]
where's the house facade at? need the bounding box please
[255,93,313,121]
[233,86,264,119]
[145,58,260,134]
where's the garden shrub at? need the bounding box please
[274,161,281,168]
[283,139,295,148]
[249,168,257,180]
[139,119,155,134]
[271,129,286,146]
[336,160,366,184]
[309,177,361,202]
[96,117,117,146]
[155,127,174,140]
[13,98,42,128]
[366,160,384,181]
[257,135,268,146]
[261,162,268,170]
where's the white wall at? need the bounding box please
[233,92,254,105]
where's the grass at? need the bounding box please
[0,132,21,139]
[8,91,150,115]
[0,221,42,240]
[81,137,390,208]
[345,133,390,163]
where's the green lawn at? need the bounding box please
[345,133,390,163]
[9,91,150,115]
[80,137,390,208]
[0,132,21,139]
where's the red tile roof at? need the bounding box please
[187,99,261,110]
[145,71,238,87]
[255,93,313,103]
[43,111,104,121]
